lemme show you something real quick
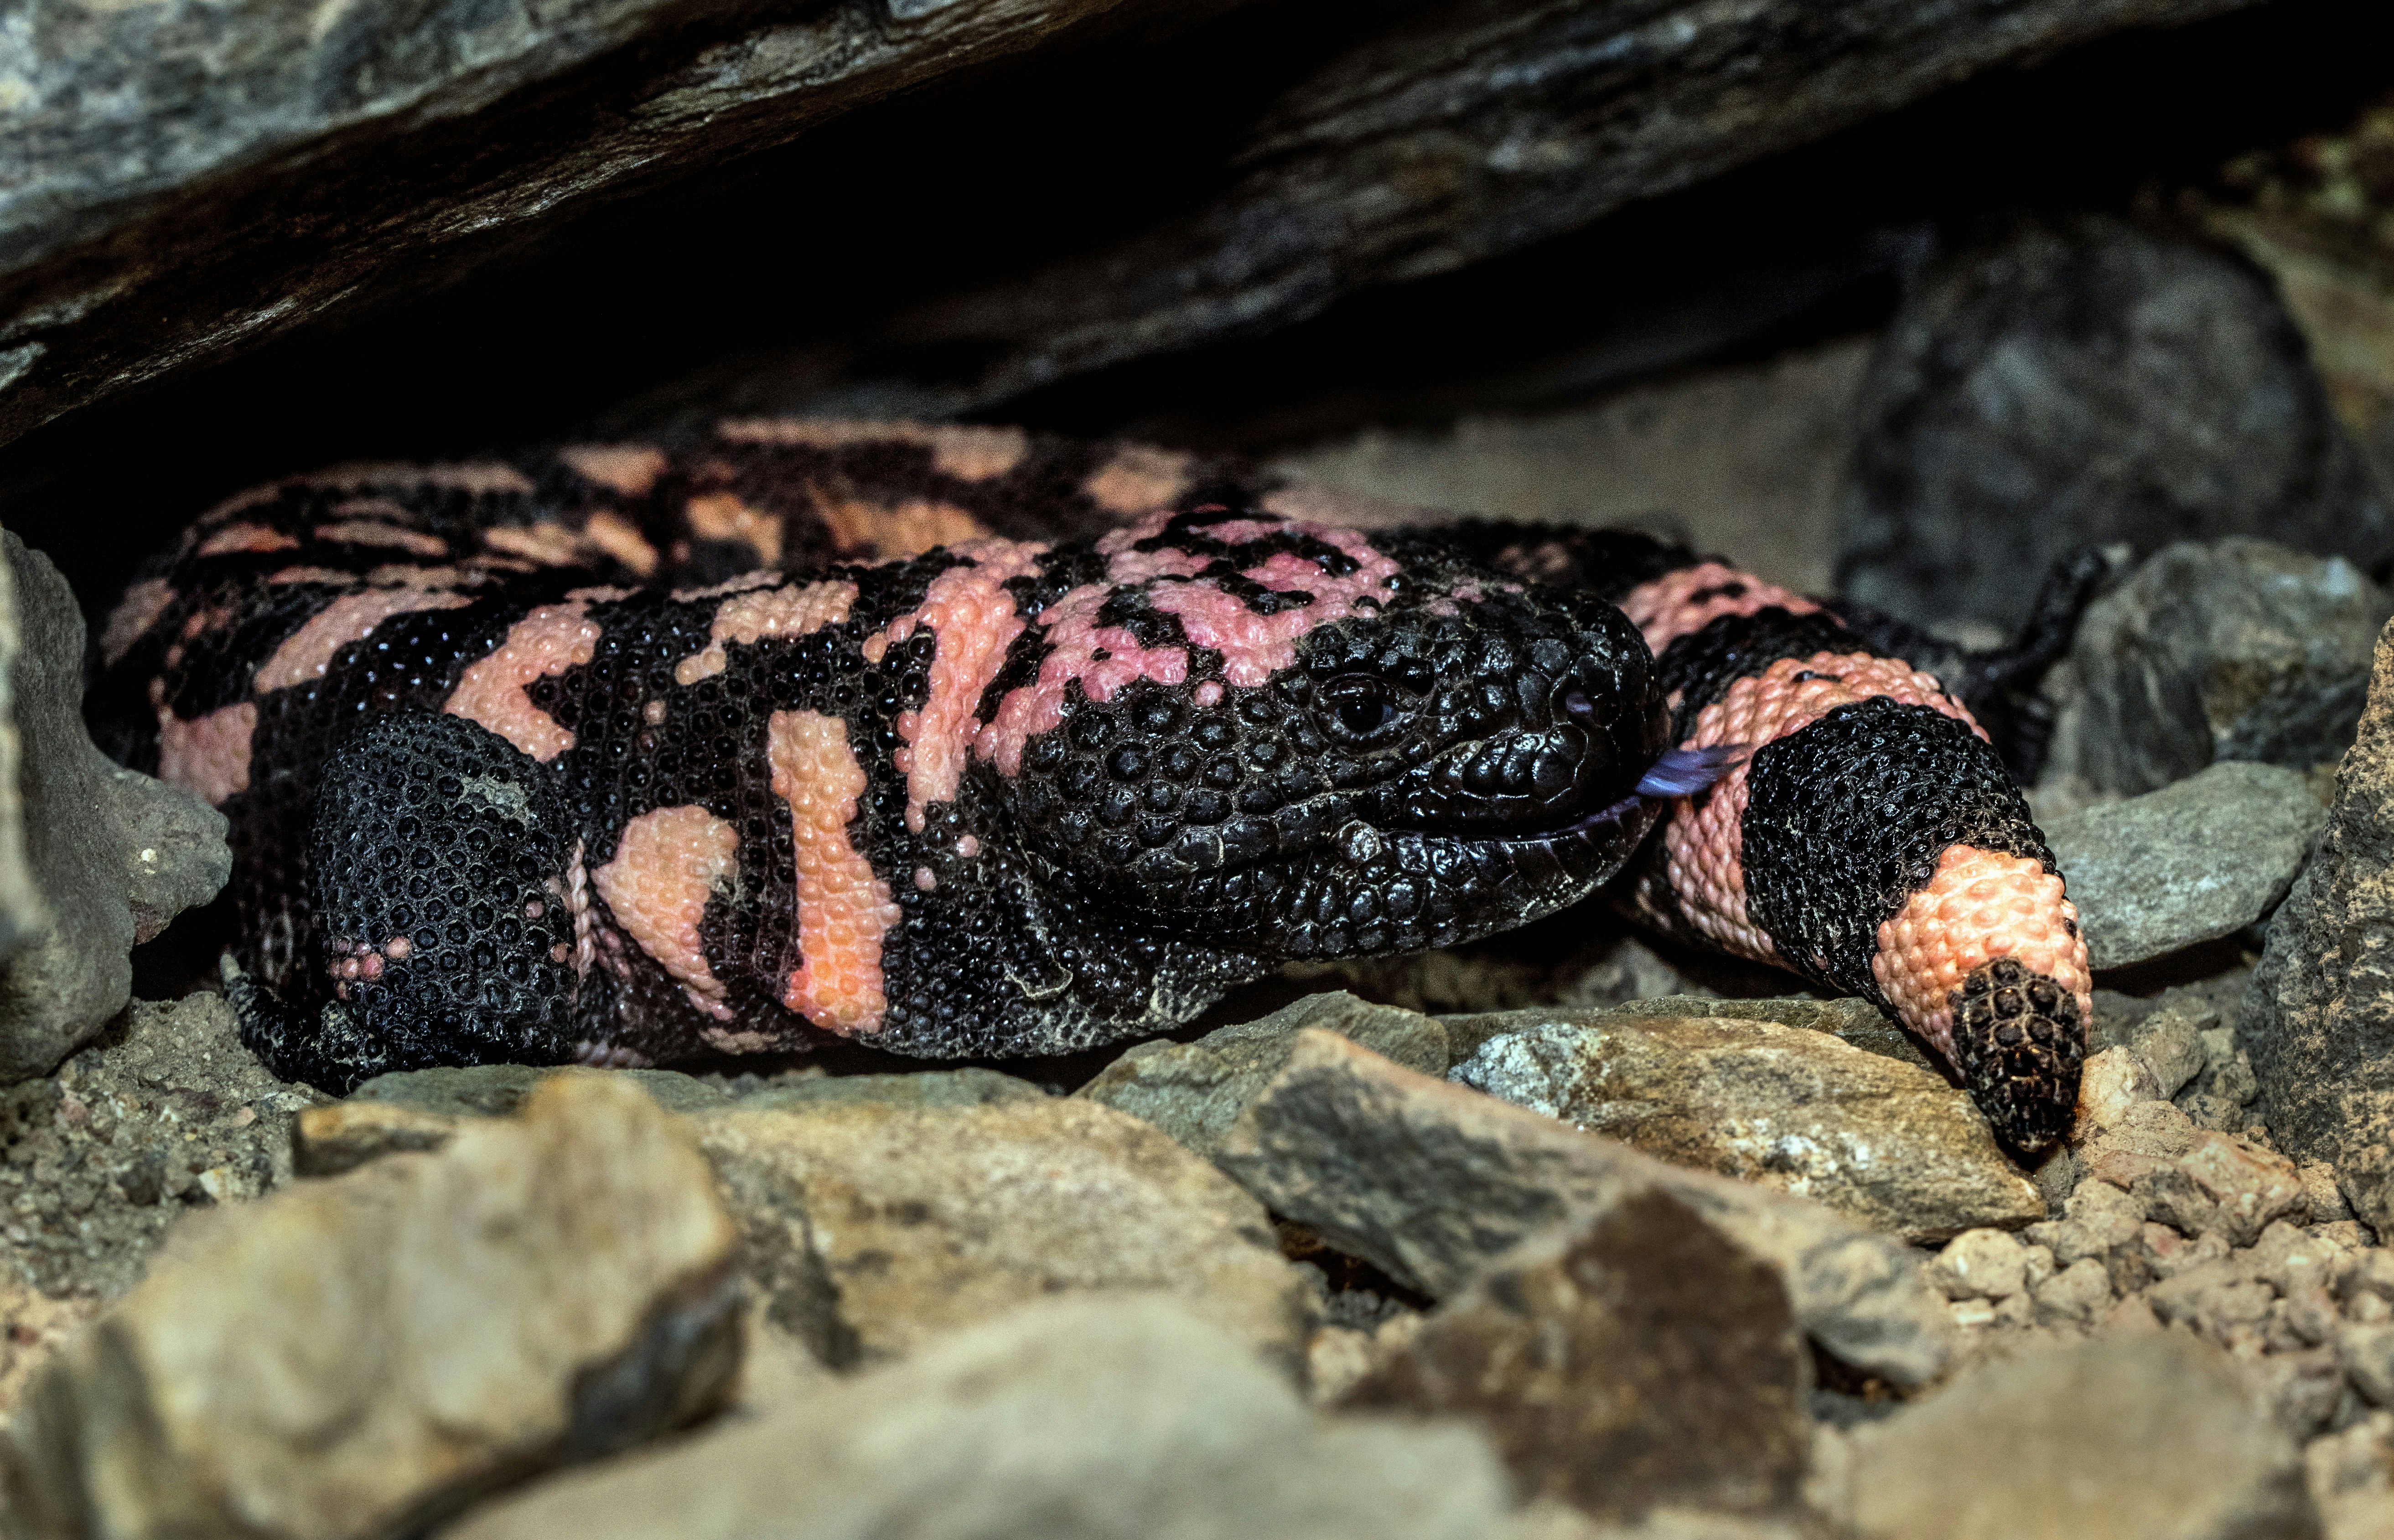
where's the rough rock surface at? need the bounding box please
[1078,991,1448,1159]
[1591,993,1935,1072]
[1838,1334,2318,1540]
[2046,762,2327,971]
[4,0,2265,447]
[0,991,319,1301]
[1835,215,2394,633]
[0,533,227,1080]
[1,1074,744,1539]
[447,1295,1529,1540]
[2244,620,2394,1232]
[2047,540,2394,796]
[1446,1008,2041,1242]
[691,1097,1315,1371]
[1215,1028,1954,1388]
[349,1060,1041,1120]
[1345,1188,1810,1527]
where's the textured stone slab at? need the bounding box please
[1078,990,1447,1159]
[1215,1029,1953,1387]
[2046,761,2327,970]
[1448,1008,2041,1242]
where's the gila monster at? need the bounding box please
[90,421,2100,1149]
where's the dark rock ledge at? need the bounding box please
[4,0,2256,448]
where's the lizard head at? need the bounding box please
[988,504,1687,958]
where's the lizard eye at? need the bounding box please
[1319,675,1405,743]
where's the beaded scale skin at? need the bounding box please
[92,421,2099,1149]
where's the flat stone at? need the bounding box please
[1343,1188,1809,1527]
[0,1073,743,1538]
[1845,1335,2318,1539]
[349,1061,731,1116]
[1078,990,1447,1159]
[1836,211,2393,636]
[1447,1008,2040,1243]
[2045,762,2326,970]
[0,534,227,1079]
[1215,1029,1952,1388]
[731,1067,1046,1113]
[2243,618,2394,1232]
[692,1096,1314,1370]
[447,1295,1526,1540]
[1501,992,1934,1071]
[2049,538,2394,795]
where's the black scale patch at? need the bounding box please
[1737,695,2054,1001]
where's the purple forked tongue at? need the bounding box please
[1635,744,1748,799]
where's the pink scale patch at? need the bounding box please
[195,523,301,558]
[583,512,659,577]
[591,805,741,1022]
[1873,845,2093,1062]
[717,419,1030,482]
[100,579,174,667]
[1620,563,1822,656]
[673,579,857,686]
[444,603,601,761]
[1084,445,1193,513]
[870,543,1047,831]
[685,493,784,566]
[253,589,474,693]
[1653,652,1981,961]
[155,696,258,806]
[973,511,1400,775]
[560,444,669,497]
[768,710,901,1037]
[311,519,447,556]
[482,522,589,567]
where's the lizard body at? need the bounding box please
[93,421,2095,1147]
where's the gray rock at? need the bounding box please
[1835,213,2394,635]
[2243,620,2394,1232]
[3,0,2272,451]
[1446,1008,2041,1243]
[2047,539,2394,796]
[732,1067,1047,1113]
[692,1096,1315,1371]
[1,1075,744,1540]
[2045,762,2327,970]
[446,1296,1524,1540]
[1078,991,1447,1159]
[1843,1335,2319,1540]
[1215,1028,1953,1388]
[351,1061,1046,1120]
[353,1061,733,1116]
[0,533,227,1080]
[1343,1188,1809,1528]
[1588,993,1934,1071]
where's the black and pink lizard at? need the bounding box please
[91,421,2099,1148]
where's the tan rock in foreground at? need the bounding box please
[1,1073,743,1540]
[449,1296,1521,1540]
[693,1096,1316,1371]
[1448,1008,2043,1242]
[1842,1334,2317,1540]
